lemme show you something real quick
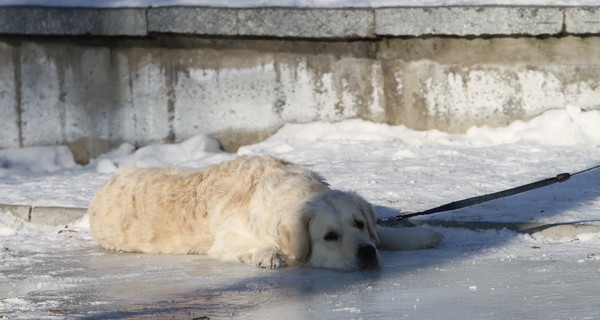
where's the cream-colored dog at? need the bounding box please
[89,155,443,271]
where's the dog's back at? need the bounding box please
[89,165,210,253]
[88,155,327,254]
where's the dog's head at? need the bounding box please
[279,190,380,271]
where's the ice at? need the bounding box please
[2,221,600,319]
[1,107,600,318]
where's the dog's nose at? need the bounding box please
[357,243,378,269]
[357,244,376,260]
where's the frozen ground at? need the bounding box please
[1,106,600,319]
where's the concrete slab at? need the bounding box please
[0,42,19,149]
[0,204,30,221]
[1,205,87,225]
[148,7,374,38]
[0,6,586,38]
[424,220,600,241]
[381,219,600,241]
[148,7,238,35]
[0,7,147,36]
[375,7,564,36]
[236,8,374,38]
[29,206,87,226]
[565,7,600,34]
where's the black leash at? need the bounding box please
[392,164,600,221]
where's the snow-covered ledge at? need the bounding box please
[2,5,600,161]
[1,6,600,37]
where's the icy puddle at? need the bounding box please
[2,230,600,319]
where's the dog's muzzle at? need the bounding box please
[356,243,379,270]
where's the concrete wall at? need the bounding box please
[380,37,600,131]
[0,37,387,155]
[1,6,600,159]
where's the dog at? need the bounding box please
[88,155,443,271]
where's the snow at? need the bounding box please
[1,106,600,319]
[0,146,77,177]
[2,0,600,7]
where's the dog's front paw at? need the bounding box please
[252,249,285,269]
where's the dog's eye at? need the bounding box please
[324,231,339,241]
[354,219,365,230]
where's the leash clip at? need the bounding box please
[556,173,571,183]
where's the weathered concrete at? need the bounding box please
[0,41,18,148]
[0,204,87,226]
[147,7,237,36]
[378,37,600,131]
[565,7,600,34]
[1,204,31,222]
[2,6,600,158]
[0,37,387,154]
[2,35,600,156]
[407,219,600,241]
[376,7,564,36]
[66,138,122,165]
[30,206,88,226]
[2,6,600,38]
[237,8,374,38]
[148,8,375,38]
[0,7,146,36]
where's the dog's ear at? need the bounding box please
[278,209,314,266]
[352,194,379,244]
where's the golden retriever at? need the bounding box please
[88,155,443,271]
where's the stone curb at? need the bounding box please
[412,220,600,241]
[382,219,600,241]
[1,6,600,38]
[1,204,87,226]
[3,204,600,241]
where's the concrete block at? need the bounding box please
[0,205,31,222]
[129,54,172,146]
[391,60,570,132]
[409,219,600,241]
[149,8,374,38]
[173,61,282,138]
[213,128,280,153]
[18,43,64,147]
[532,223,600,241]
[0,42,19,149]
[0,7,147,36]
[17,42,145,147]
[30,206,87,226]
[375,7,563,36]
[565,7,600,34]
[4,34,600,154]
[148,7,238,35]
[172,51,384,142]
[66,138,120,165]
[237,8,374,38]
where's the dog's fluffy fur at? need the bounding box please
[89,155,443,271]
